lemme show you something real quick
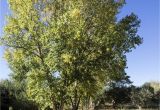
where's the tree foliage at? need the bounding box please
[94,81,160,109]
[131,83,160,108]
[94,74,132,109]
[1,0,142,109]
[0,80,38,110]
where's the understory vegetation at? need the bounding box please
[0,80,160,109]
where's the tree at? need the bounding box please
[1,0,142,109]
[94,73,132,109]
[0,79,38,110]
[130,84,154,109]
[143,81,160,93]
[140,82,160,108]
[0,82,10,110]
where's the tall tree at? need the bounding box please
[1,0,142,109]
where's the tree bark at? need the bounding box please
[71,97,80,110]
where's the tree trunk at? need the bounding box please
[112,99,116,109]
[52,100,64,110]
[72,105,79,110]
[70,96,81,110]
[138,105,142,110]
[72,99,80,110]
[59,100,64,110]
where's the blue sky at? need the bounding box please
[0,0,159,86]
[0,0,11,80]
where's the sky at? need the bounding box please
[0,0,11,80]
[0,0,159,86]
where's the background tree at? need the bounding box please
[0,79,38,110]
[140,82,160,108]
[130,84,155,109]
[94,81,160,109]
[143,81,160,93]
[1,0,142,109]
[94,73,132,109]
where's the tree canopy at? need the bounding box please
[1,0,142,109]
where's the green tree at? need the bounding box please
[94,74,132,109]
[1,0,142,109]
[0,79,38,110]
[144,81,160,93]
[130,84,154,109]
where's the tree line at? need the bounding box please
[1,79,159,109]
